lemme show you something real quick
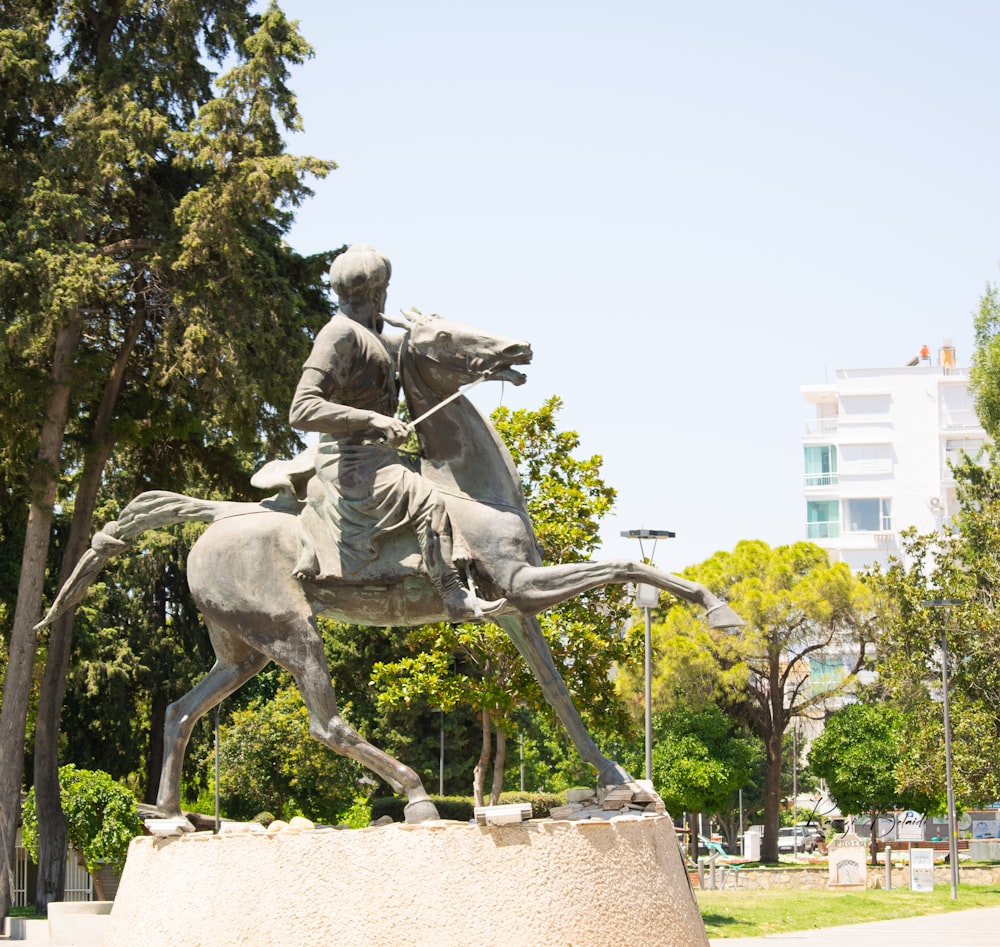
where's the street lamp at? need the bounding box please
[923,598,961,901]
[622,528,676,782]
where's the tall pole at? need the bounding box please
[940,618,959,900]
[644,603,653,782]
[622,529,675,785]
[792,724,798,854]
[439,711,445,797]
[519,730,525,793]
[214,703,221,833]
[924,599,961,901]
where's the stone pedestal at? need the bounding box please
[48,900,113,946]
[103,815,707,947]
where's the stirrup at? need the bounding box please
[465,563,484,619]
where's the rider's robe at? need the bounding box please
[290,315,467,578]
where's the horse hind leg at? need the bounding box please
[156,624,269,817]
[279,621,440,824]
[502,560,743,628]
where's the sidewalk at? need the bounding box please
[6,905,1000,946]
[709,905,1000,945]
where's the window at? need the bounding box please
[807,500,839,538]
[945,438,985,468]
[839,443,892,476]
[804,445,838,486]
[840,394,890,418]
[844,498,891,532]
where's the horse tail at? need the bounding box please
[35,490,228,631]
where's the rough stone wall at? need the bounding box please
[104,815,708,947]
[704,865,1000,891]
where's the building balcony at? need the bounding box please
[803,418,838,437]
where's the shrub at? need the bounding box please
[21,765,141,899]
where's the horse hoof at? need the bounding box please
[403,798,440,823]
[706,603,743,629]
[598,762,632,787]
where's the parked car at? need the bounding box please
[776,826,817,853]
[797,822,826,848]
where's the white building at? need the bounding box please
[801,340,986,572]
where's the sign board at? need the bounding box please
[635,583,659,607]
[896,811,926,842]
[827,831,867,887]
[909,846,934,892]
[973,818,998,838]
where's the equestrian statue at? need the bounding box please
[37,244,741,824]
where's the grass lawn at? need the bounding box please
[697,884,1000,939]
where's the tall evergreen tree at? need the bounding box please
[0,1,334,915]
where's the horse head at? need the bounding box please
[386,308,532,397]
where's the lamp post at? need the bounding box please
[622,528,676,782]
[923,598,961,901]
[431,708,444,796]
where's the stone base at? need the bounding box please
[48,901,112,946]
[103,815,707,947]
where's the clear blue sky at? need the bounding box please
[276,0,1000,570]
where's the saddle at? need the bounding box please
[251,448,431,585]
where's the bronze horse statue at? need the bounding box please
[38,308,740,822]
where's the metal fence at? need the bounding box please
[12,845,93,907]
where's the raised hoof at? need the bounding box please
[706,602,743,629]
[403,798,441,823]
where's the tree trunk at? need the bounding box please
[90,868,107,903]
[473,711,491,807]
[32,608,69,914]
[32,306,143,912]
[760,725,783,863]
[0,318,81,923]
[489,727,506,805]
[146,691,168,805]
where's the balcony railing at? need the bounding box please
[803,418,838,437]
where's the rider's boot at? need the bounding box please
[418,523,505,621]
[437,570,505,622]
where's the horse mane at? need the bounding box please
[399,326,529,515]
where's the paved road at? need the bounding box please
[709,905,1000,945]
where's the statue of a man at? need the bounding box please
[289,243,501,621]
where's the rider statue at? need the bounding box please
[288,243,502,622]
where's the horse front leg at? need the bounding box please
[497,614,631,788]
[288,633,440,824]
[502,559,742,628]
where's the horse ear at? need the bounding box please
[383,308,418,329]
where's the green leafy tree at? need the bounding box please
[21,765,141,900]
[970,283,1000,440]
[808,700,935,864]
[212,685,363,823]
[371,397,637,805]
[865,465,1000,810]
[0,1,334,915]
[623,706,761,845]
[621,541,876,862]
